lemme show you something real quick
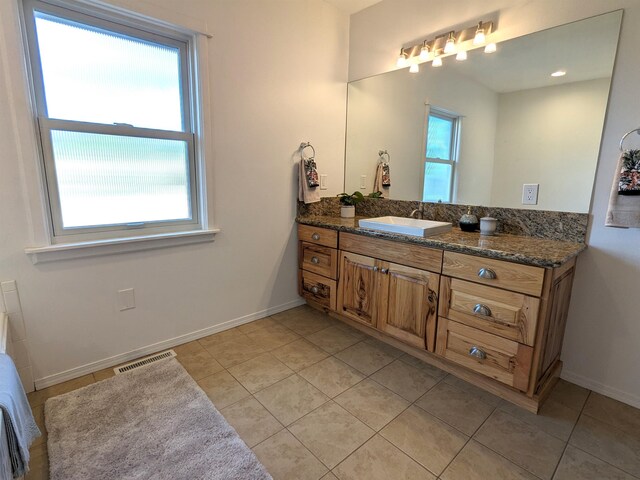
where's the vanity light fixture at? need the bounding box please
[395,20,495,71]
[443,31,456,54]
[551,70,567,77]
[473,22,486,45]
[409,63,420,73]
[397,48,408,67]
[484,42,497,53]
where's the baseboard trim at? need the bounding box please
[34,298,306,390]
[561,369,640,409]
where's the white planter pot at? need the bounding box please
[340,205,355,218]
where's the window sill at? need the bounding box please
[24,229,220,264]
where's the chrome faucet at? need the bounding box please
[409,203,425,219]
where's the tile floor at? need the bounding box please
[25,305,640,480]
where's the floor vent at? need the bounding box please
[114,350,176,375]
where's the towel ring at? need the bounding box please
[619,128,640,152]
[300,142,315,160]
[378,150,390,163]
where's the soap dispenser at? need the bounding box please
[459,206,479,232]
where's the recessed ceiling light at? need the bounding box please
[551,70,566,77]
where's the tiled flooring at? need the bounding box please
[26,305,640,480]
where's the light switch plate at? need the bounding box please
[360,175,367,189]
[522,184,539,205]
[320,174,328,190]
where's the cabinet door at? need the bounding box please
[379,263,439,351]
[337,251,382,328]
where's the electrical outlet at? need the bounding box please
[360,175,367,189]
[118,288,135,311]
[320,174,328,190]
[522,184,539,205]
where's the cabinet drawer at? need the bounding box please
[443,251,544,297]
[340,232,442,273]
[300,242,337,279]
[436,318,533,391]
[439,277,539,346]
[299,270,336,311]
[298,224,338,248]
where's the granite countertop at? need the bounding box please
[297,215,586,268]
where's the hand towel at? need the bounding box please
[303,158,320,189]
[606,149,640,227]
[298,159,320,204]
[0,354,41,478]
[381,162,391,187]
[373,162,391,197]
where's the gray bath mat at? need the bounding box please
[45,358,272,479]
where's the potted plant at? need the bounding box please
[337,191,365,218]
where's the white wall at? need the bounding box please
[491,78,611,212]
[0,0,349,387]
[344,65,497,203]
[350,0,640,407]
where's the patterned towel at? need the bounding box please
[298,159,320,204]
[0,354,41,478]
[618,149,640,195]
[373,162,391,197]
[606,149,640,227]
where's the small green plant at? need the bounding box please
[337,191,365,206]
[367,191,383,198]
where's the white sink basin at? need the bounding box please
[358,216,452,237]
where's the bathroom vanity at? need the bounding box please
[297,216,585,413]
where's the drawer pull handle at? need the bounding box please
[373,266,379,272]
[469,346,487,360]
[311,233,321,241]
[473,304,492,317]
[380,268,389,274]
[311,286,319,294]
[311,256,320,264]
[478,268,497,280]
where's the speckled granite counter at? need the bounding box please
[297,215,586,268]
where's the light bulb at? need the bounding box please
[444,33,456,54]
[432,56,442,67]
[456,50,467,61]
[551,70,566,77]
[419,44,430,61]
[397,49,408,67]
[484,43,496,53]
[473,23,486,45]
[409,63,419,73]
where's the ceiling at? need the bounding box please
[323,0,382,15]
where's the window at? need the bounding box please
[422,108,461,203]
[21,0,203,242]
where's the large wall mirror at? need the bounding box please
[343,11,622,213]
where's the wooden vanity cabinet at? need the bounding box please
[337,233,441,351]
[437,251,575,397]
[298,225,338,310]
[297,224,579,412]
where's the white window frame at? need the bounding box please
[421,105,462,204]
[20,0,207,244]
